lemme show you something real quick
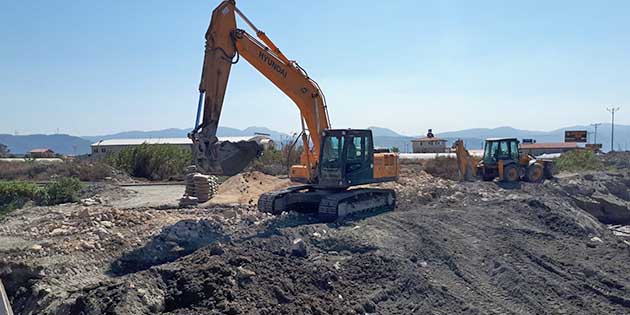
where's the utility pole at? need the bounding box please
[590,123,601,145]
[607,107,620,152]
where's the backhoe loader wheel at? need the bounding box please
[479,168,494,181]
[502,164,521,182]
[525,164,545,183]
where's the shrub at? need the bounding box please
[45,177,83,205]
[0,181,42,214]
[106,144,192,180]
[0,159,114,182]
[555,150,604,172]
[0,178,83,215]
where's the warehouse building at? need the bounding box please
[90,136,273,158]
[519,142,579,156]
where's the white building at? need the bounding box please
[90,136,273,158]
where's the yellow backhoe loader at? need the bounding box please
[453,138,555,183]
[189,1,400,221]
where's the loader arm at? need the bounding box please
[190,0,330,180]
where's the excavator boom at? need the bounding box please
[190,0,329,178]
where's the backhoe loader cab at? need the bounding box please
[482,138,520,165]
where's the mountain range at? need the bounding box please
[1,124,628,155]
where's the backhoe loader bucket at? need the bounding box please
[191,136,262,176]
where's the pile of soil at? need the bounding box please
[211,171,291,205]
[601,151,630,169]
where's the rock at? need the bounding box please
[210,243,225,255]
[179,195,199,207]
[100,221,114,229]
[30,244,43,251]
[272,285,294,303]
[291,238,308,258]
[80,240,95,250]
[224,210,238,219]
[590,236,603,243]
[363,300,377,313]
[50,228,69,236]
[80,198,100,206]
[96,227,110,238]
[237,267,256,280]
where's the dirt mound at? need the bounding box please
[5,170,630,314]
[211,171,291,205]
[553,171,630,224]
[602,151,630,169]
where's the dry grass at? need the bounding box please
[0,158,115,182]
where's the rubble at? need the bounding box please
[290,238,308,257]
[2,167,630,314]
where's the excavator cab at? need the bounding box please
[318,129,375,187]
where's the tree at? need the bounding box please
[0,143,9,158]
[391,146,400,153]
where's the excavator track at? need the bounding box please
[318,188,396,222]
[258,190,288,215]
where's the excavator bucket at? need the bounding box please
[191,136,262,176]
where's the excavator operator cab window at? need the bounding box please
[346,136,366,162]
[322,135,344,166]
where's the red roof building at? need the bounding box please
[29,148,55,158]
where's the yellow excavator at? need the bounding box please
[453,138,555,183]
[189,1,400,221]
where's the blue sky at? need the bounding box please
[1,0,628,136]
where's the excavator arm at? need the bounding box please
[190,0,330,180]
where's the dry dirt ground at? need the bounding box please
[2,166,630,315]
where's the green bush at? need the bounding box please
[0,178,83,216]
[555,150,603,172]
[45,177,83,205]
[0,181,42,214]
[106,144,192,180]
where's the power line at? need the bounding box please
[590,123,601,145]
[607,107,620,152]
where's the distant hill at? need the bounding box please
[83,127,290,142]
[368,127,404,137]
[439,124,630,151]
[4,124,629,156]
[0,134,92,155]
